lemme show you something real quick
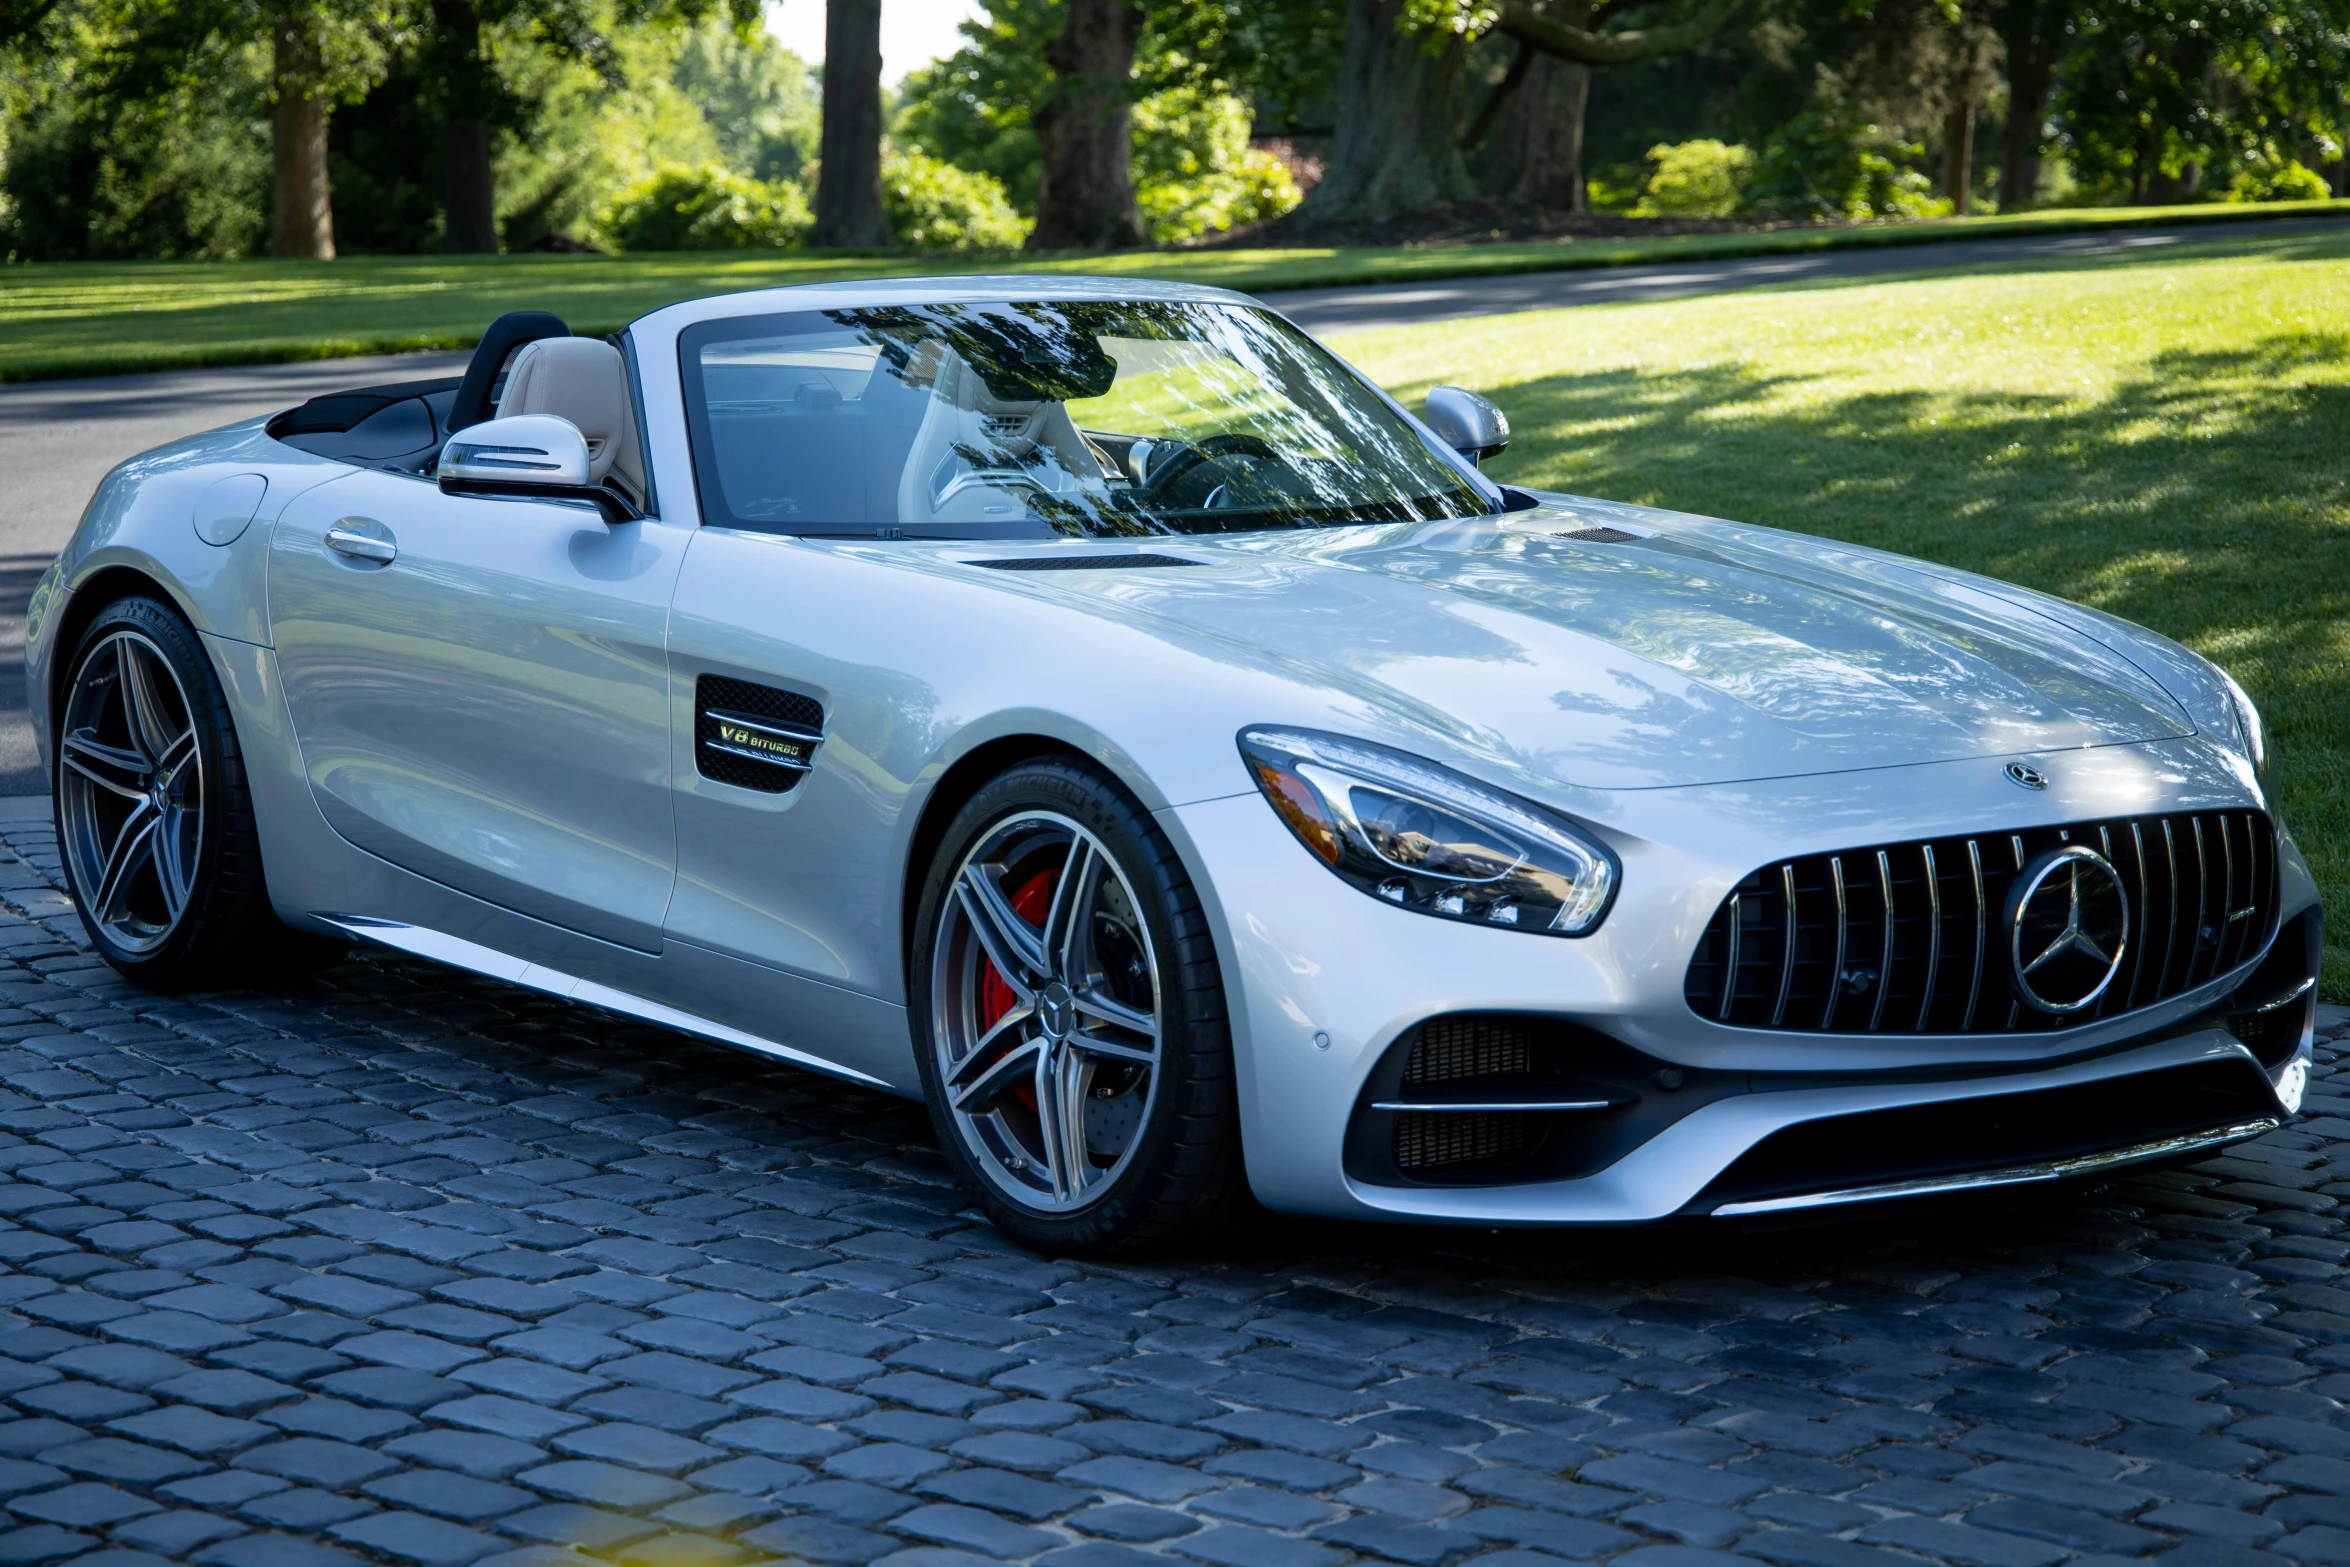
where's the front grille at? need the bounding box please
[1395,1111,1536,1172]
[1684,809,2277,1035]
[695,676,824,794]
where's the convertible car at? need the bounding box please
[27,279,2321,1253]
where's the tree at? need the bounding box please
[1482,39,1593,208]
[813,0,883,245]
[77,0,403,258]
[1992,0,2065,204]
[1292,0,1478,226]
[1028,0,1147,248]
[1292,0,1748,226]
[409,0,756,255]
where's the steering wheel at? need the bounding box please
[1138,433,1289,504]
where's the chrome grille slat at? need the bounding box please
[1686,809,2279,1036]
[1963,839,1986,1031]
[1771,863,1798,1027]
[1916,844,1941,1033]
[1717,893,1742,1023]
[1869,850,1895,1033]
[1824,856,1850,1031]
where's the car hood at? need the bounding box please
[982,497,2199,792]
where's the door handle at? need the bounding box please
[325,519,397,565]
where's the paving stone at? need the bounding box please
[6,1481,161,1528]
[514,1459,690,1510]
[326,1512,503,1566]
[232,1438,401,1489]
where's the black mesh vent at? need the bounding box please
[970,554,1202,572]
[1394,1110,1537,1172]
[1550,526,1641,543]
[1403,1016,1533,1086]
[695,676,824,795]
[1684,809,2279,1036]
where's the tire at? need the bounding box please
[911,757,1245,1255]
[51,595,336,989]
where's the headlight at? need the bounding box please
[1238,727,1619,935]
[2218,667,2271,791]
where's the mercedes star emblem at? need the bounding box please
[2005,762,2050,790]
[2006,845,2130,1013]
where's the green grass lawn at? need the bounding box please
[2,198,2347,381]
[1334,229,2350,1000]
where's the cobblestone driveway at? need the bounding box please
[2,806,2346,1567]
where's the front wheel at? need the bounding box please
[911,758,1245,1255]
[53,595,328,988]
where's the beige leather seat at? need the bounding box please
[497,337,647,501]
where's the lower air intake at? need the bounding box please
[1404,1015,1533,1085]
[1394,1110,1537,1172]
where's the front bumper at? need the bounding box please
[1165,748,2319,1226]
[1348,1022,2296,1224]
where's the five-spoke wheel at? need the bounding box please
[53,596,322,988]
[59,627,204,955]
[913,759,1244,1254]
[932,810,1163,1211]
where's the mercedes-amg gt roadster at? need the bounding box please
[28,279,2322,1252]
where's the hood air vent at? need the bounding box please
[695,676,824,794]
[971,554,1203,572]
[1548,526,1641,543]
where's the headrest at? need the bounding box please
[500,337,632,483]
[449,311,568,432]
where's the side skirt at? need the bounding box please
[315,913,891,1089]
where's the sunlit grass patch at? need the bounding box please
[1338,232,2350,997]
[3,201,2348,380]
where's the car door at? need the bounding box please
[267,468,688,950]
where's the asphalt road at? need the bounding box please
[1,214,2342,793]
[0,801,2347,1567]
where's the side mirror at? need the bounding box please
[1424,386,1509,466]
[437,414,640,523]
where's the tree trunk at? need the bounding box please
[1940,97,1974,212]
[270,11,335,259]
[1293,0,1477,226]
[441,120,498,251]
[1486,48,1591,209]
[1027,0,1146,250]
[815,0,886,247]
[1995,0,2060,209]
[433,0,499,253]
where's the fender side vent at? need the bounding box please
[695,675,824,794]
[971,554,1203,571]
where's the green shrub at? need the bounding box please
[1743,102,1950,221]
[1132,87,1301,241]
[1631,140,1755,218]
[600,163,812,251]
[882,149,1029,251]
[2228,158,2332,202]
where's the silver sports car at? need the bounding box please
[27,277,2321,1254]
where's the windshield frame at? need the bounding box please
[674,298,1503,540]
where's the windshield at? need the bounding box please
[677,299,1492,538]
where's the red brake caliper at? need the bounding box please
[978,868,1056,1110]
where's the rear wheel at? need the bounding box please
[53,595,332,988]
[912,758,1244,1255]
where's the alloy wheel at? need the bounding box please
[58,629,205,956]
[930,809,1163,1212]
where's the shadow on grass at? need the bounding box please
[1461,336,2350,993]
